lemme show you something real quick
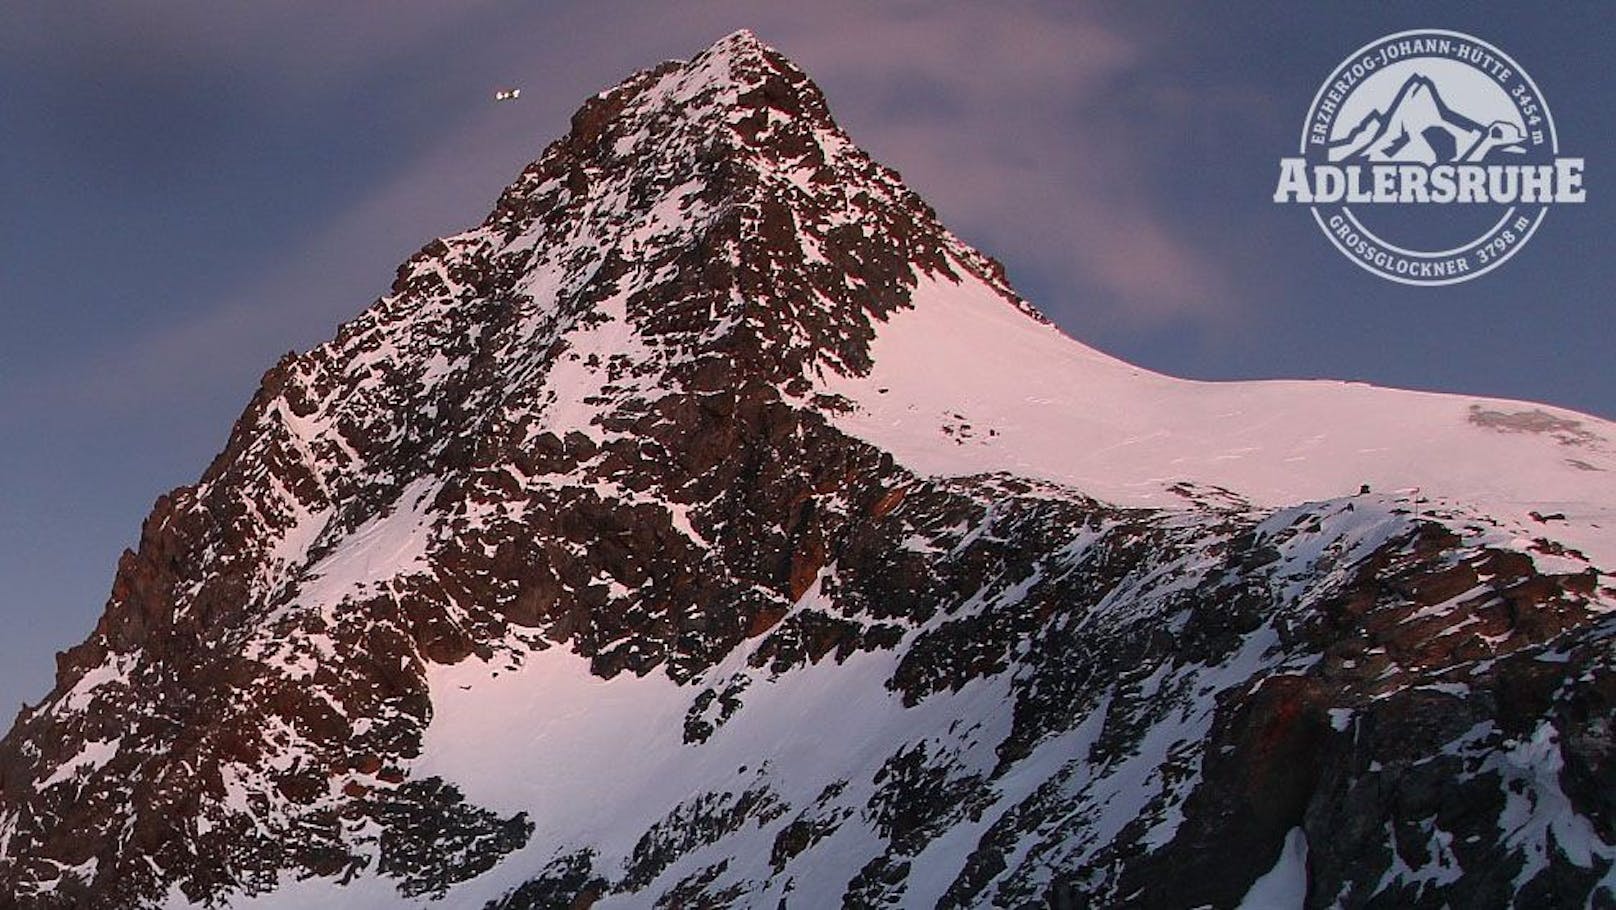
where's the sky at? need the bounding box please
[2,2,1612,715]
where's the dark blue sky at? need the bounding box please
[2,2,1611,713]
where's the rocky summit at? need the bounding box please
[2,30,1613,909]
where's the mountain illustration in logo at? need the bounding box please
[1328,73,1526,164]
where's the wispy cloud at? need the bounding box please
[4,3,1235,430]
[737,2,1234,324]
[2,104,537,421]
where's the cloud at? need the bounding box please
[1,103,539,422]
[0,3,505,90]
[4,3,1237,431]
[728,2,1234,324]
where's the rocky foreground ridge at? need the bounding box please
[1,30,1612,909]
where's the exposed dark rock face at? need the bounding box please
[1,29,1611,909]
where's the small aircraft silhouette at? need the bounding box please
[494,88,521,102]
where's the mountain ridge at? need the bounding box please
[1326,71,1523,163]
[1,29,1612,909]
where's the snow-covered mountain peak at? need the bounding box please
[1,31,1611,910]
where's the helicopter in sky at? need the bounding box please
[493,88,521,102]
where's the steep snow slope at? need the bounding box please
[819,266,1616,565]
